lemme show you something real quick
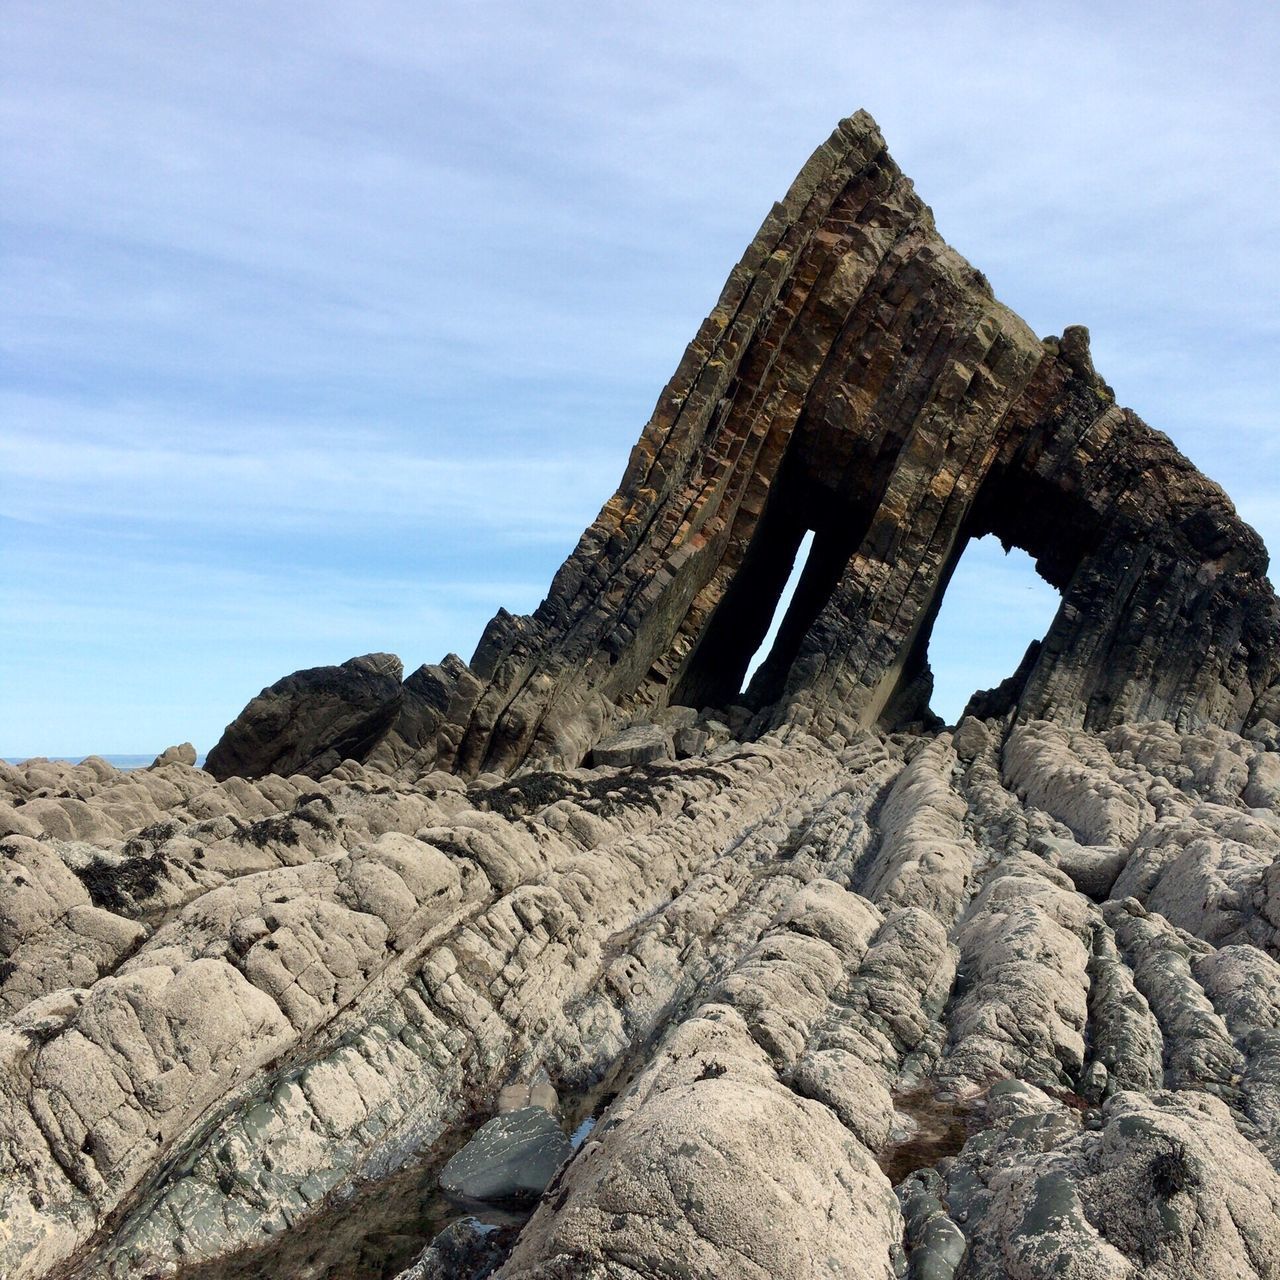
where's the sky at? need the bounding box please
[2,1,1277,754]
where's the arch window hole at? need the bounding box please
[927,535,1060,724]
[739,529,816,696]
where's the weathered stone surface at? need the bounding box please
[1,715,1279,1278]
[207,112,1279,781]
[588,723,673,768]
[205,653,405,780]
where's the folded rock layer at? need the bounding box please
[208,109,1279,781]
[6,716,1280,1279]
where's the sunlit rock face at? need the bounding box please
[6,114,1280,1280]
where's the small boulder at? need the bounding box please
[151,743,197,768]
[589,724,672,768]
[951,717,991,762]
[393,1217,508,1280]
[440,1107,572,1204]
[673,726,709,759]
[657,704,700,730]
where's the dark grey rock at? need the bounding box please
[439,1107,571,1204]
[205,653,404,781]
[393,1216,508,1280]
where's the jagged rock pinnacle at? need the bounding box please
[208,110,1280,783]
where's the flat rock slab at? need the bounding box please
[589,724,672,768]
[439,1107,571,1204]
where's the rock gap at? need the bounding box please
[739,529,816,697]
[924,536,1061,725]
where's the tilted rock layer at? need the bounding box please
[209,111,1279,782]
[4,112,1280,1280]
[6,718,1280,1279]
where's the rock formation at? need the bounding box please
[210,111,1279,782]
[4,111,1280,1280]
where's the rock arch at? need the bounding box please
[208,112,1280,781]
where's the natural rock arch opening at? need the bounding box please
[739,529,816,698]
[920,536,1061,726]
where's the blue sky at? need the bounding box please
[2,1,1277,754]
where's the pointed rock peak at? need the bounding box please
[208,118,1280,779]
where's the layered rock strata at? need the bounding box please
[4,716,1280,1278]
[208,110,1279,781]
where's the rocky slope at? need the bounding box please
[4,715,1280,1278]
[4,110,1280,1280]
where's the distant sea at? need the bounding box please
[3,754,208,771]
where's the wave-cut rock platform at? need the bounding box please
[4,111,1280,1280]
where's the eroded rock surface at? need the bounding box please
[3,714,1280,1279]
[6,111,1280,1280]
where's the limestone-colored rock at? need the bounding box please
[588,724,673,768]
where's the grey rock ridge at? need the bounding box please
[2,111,1279,1280]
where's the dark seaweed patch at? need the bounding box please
[469,761,731,821]
[1151,1141,1198,1198]
[295,793,336,813]
[234,814,302,848]
[121,820,180,859]
[76,853,165,913]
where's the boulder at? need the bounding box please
[589,724,672,768]
[439,1107,571,1204]
[393,1218,508,1280]
[205,654,405,780]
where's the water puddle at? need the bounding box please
[164,1111,520,1280]
[162,1038,649,1280]
[877,1087,977,1185]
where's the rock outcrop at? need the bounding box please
[205,653,405,781]
[5,716,1280,1279]
[5,111,1280,1280]
[210,111,1278,781]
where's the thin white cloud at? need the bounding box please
[0,429,618,540]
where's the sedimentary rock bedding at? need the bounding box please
[5,110,1280,1279]
[208,114,1279,783]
